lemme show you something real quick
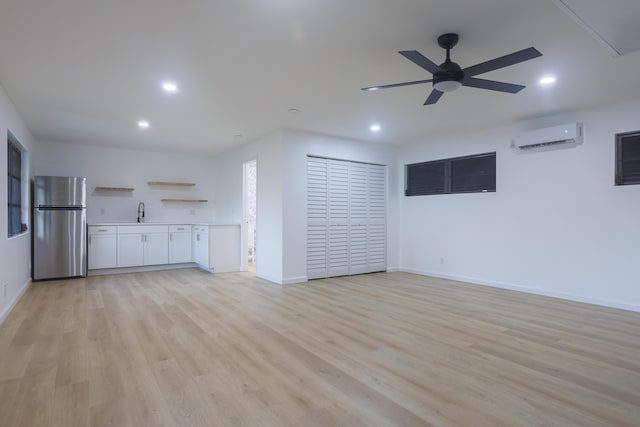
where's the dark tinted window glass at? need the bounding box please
[450,154,496,193]
[616,131,640,185]
[7,138,23,236]
[405,152,496,196]
[405,161,445,196]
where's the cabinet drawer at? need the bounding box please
[169,225,192,233]
[118,225,168,234]
[193,225,208,234]
[88,225,117,235]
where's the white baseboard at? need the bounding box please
[255,273,307,285]
[256,272,283,284]
[282,276,308,285]
[0,278,32,325]
[400,267,640,313]
[386,266,401,273]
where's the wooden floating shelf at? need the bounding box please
[161,199,208,203]
[95,186,134,192]
[148,181,195,186]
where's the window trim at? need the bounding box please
[405,152,496,196]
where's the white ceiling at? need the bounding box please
[1,0,639,155]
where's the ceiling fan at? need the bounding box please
[362,33,542,105]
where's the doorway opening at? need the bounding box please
[242,159,257,273]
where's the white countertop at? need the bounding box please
[90,222,241,226]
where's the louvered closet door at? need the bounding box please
[367,164,387,272]
[327,160,350,277]
[349,162,369,275]
[306,158,328,279]
[307,157,387,279]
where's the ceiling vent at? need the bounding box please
[553,0,640,56]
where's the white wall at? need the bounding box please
[34,141,217,224]
[398,98,640,311]
[212,131,284,283]
[0,85,34,322]
[212,129,399,285]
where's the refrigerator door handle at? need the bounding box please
[38,205,84,211]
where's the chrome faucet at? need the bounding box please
[137,202,145,223]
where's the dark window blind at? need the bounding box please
[405,161,446,196]
[616,131,640,185]
[405,152,496,196]
[450,154,496,193]
[7,138,23,236]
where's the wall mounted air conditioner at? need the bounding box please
[511,122,583,152]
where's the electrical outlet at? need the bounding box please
[440,257,445,265]
[3,284,7,297]
[100,208,105,215]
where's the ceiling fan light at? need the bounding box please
[433,80,462,92]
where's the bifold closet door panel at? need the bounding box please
[368,164,387,272]
[327,160,350,277]
[307,158,329,279]
[349,162,369,275]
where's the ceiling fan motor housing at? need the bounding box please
[433,61,464,92]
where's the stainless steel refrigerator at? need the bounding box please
[32,176,87,280]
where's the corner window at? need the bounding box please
[615,130,640,186]
[7,133,28,237]
[405,152,496,196]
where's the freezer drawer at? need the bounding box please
[33,208,87,280]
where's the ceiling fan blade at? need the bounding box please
[399,50,442,74]
[462,77,525,93]
[424,89,444,105]
[463,47,542,77]
[361,79,433,91]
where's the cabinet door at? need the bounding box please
[169,232,192,264]
[194,231,208,267]
[144,233,169,266]
[118,234,144,267]
[88,234,117,269]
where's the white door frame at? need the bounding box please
[241,159,257,272]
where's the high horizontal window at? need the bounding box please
[616,130,640,186]
[405,152,496,196]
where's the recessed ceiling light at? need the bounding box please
[138,120,150,129]
[288,108,301,113]
[370,124,382,132]
[539,76,556,85]
[162,82,178,92]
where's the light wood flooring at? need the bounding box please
[0,270,639,426]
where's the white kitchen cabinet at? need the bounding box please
[193,225,209,267]
[88,226,117,269]
[117,225,168,267]
[193,224,241,273]
[169,225,192,264]
[117,234,143,267]
[144,233,169,265]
